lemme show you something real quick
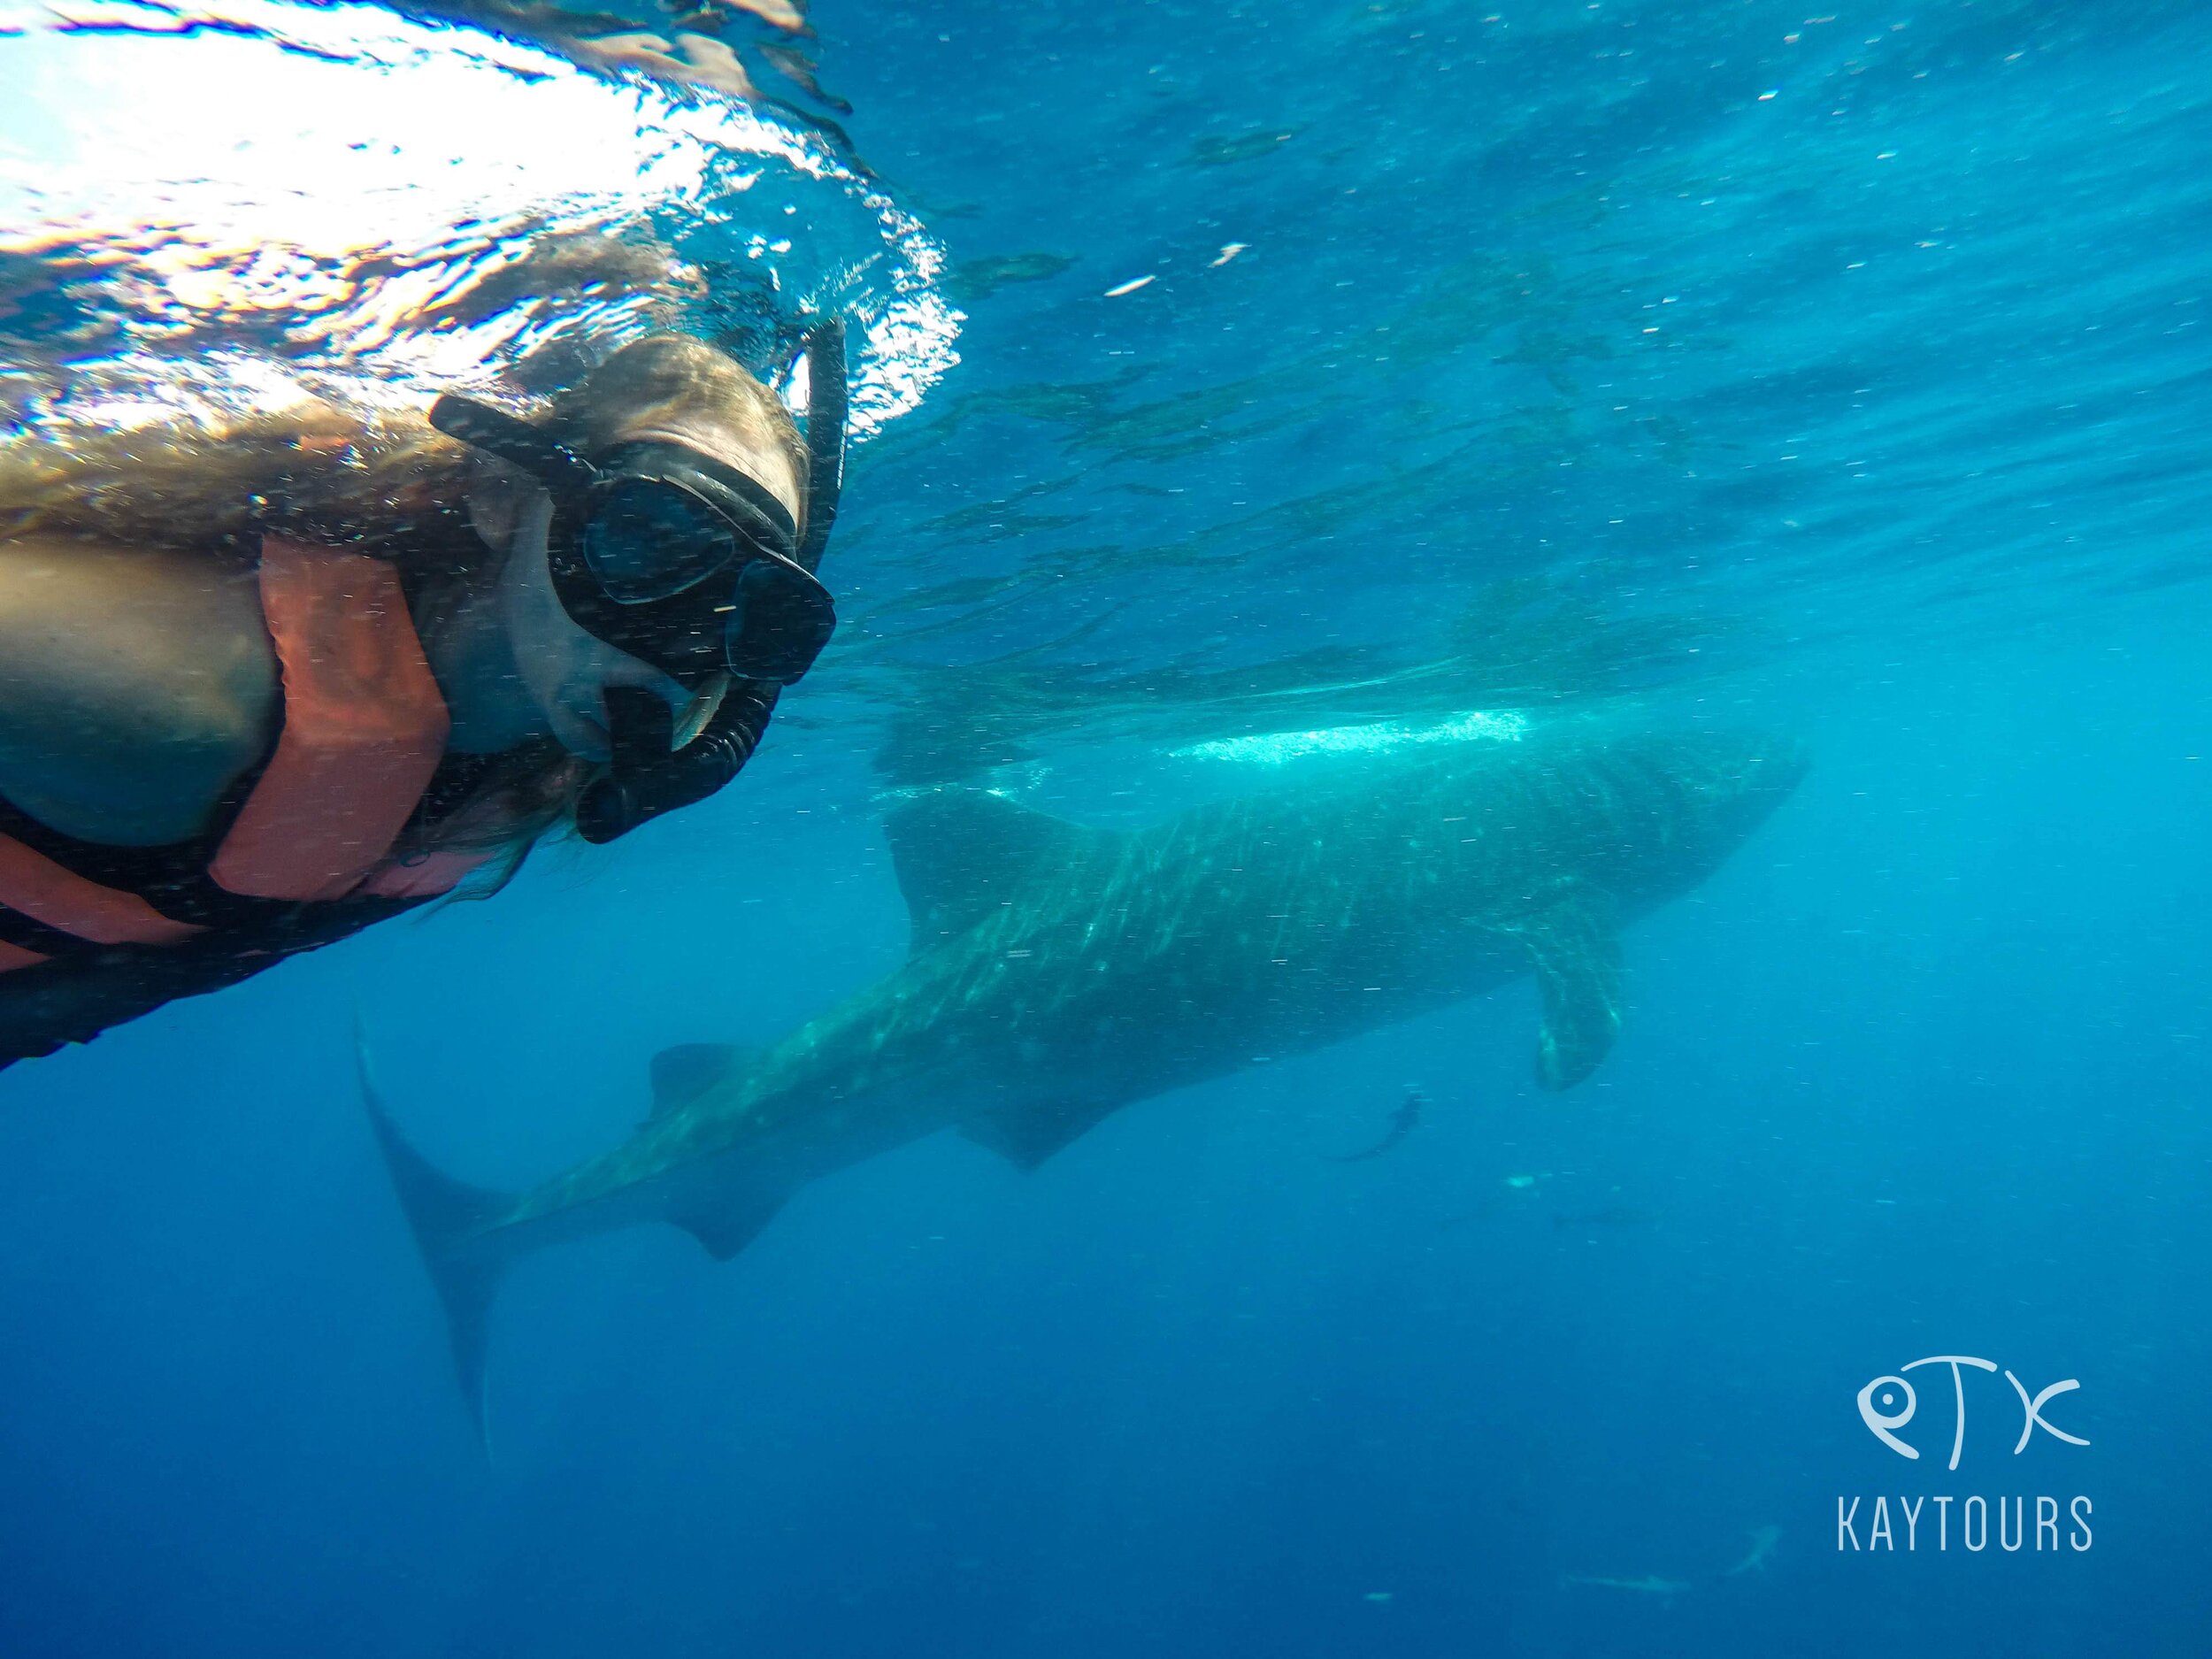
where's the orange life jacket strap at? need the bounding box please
[0,832,205,949]
[208,538,451,902]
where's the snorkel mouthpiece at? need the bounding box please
[576,682,780,845]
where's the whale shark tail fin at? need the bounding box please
[356,1033,518,1447]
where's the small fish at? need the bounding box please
[1723,1524,1780,1576]
[1210,242,1248,268]
[949,252,1077,303]
[1327,1085,1425,1163]
[1562,1573,1691,1599]
[1102,274,1156,298]
[1188,128,1300,165]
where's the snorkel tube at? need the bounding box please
[575,680,780,845]
[575,318,849,844]
[795,318,846,574]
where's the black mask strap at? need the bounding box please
[427,395,595,495]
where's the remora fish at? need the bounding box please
[1561,1573,1692,1599]
[365,718,1803,1419]
[1326,1085,1427,1163]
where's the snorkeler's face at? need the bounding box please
[493,483,691,762]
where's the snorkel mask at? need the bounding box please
[429,319,849,842]
[431,320,845,691]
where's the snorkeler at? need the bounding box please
[0,324,846,1069]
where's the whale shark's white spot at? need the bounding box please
[1171,710,1529,767]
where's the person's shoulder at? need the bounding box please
[0,536,279,845]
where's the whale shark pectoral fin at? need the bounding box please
[649,1042,753,1120]
[668,1186,790,1262]
[961,1094,1118,1172]
[883,791,1108,947]
[1519,904,1624,1092]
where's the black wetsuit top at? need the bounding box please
[0,749,520,1070]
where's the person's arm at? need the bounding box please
[0,894,423,1071]
[0,939,285,1067]
[0,537,278,845]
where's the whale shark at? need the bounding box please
[365,714,1803,1420]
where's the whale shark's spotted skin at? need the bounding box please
[365,713,1804,1416]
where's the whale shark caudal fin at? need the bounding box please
[882,790,1110,949]
[355,1041,518,1443]
[1516,902,1624,1091]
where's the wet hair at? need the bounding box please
[548,333,810,525]
[0,333,807,551]
[0,331,806,868]
[0,390,472,558]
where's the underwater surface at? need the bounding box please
[1,0,2208,1654]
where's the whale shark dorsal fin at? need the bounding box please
[883,790,1107,947]
[1518,902,1624,1091]
[962,1094,1118,1172]
[649,1042,749,1119]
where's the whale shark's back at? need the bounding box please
[1149,718,1805,920]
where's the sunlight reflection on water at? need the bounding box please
[0,0,957,434]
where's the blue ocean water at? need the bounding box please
[2,1,2208,1655]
